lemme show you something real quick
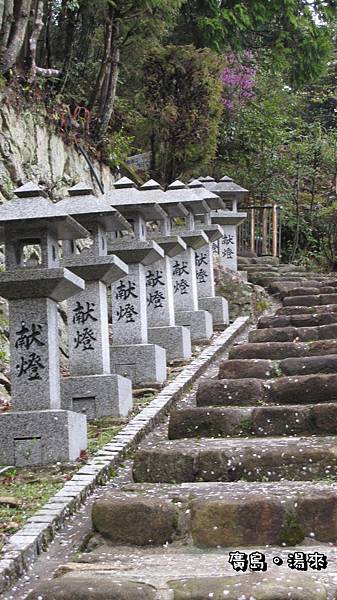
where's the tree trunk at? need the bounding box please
[0,0,32,74]
[89,17,113,111]
[29,0,43,73]
[0,0,5,32]
[98,37,120,138]
[29,0,59,77]
[62,5,76,73]
[44,0,53,68]
[291,154,301,262]
[0,0,14,64]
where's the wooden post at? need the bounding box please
[272,203,278,257]
[250,207,255,254]
[262,207,268,255]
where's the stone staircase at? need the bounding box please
[27,258,337,600]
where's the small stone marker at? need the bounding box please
[139,179,192,362]
[165,181,214,343]
[0,183,88,467]
[58,183,133,420]
[106,177,167,386]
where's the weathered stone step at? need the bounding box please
[26,566,332,600]
[196,373,337,407]
[244,265,279,273]
[27,575,157,599]
[90,481,337,549]
[268,279,324,294]
[283,293,337,306]
[258,313,337,328]
[219,355,337,379]
[132,436,337,483]
[244,264,307,274]
[277,286,336,299]
[277,303,337,315]
[248,323,337,344]
[229,339,337,360]
[278,264,307,271]
[250,273,327,286]
[168,403,337,438]
[243,256,280,265]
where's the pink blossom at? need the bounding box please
[221,51,257,113]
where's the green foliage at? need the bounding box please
[141,44,224,183]
[216,67,296,200]
[255,298,270,313]
[215,50,337,268]
[103,129,137,168]
[174,0,334,85]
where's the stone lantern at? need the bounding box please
[198,175,248,271]
[58,182,133,420]
[139,179,192,362]
[187,179,229,329]
[0,183,88,466]
[105,177,167,386]
[165,180,214,343]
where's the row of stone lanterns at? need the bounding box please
[0,174,247,467]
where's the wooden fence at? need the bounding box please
[238,204,282,257]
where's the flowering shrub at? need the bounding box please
[221,51,257,112]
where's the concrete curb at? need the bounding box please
[0,316,249,594]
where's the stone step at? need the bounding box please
[283,293,337,307]
[250,273,326,285]
[89,481,337,548]
[258,313,337,329]
[248,323,337,344]
[245,265,307,274]
[268,280,324,294]
[278,264,307,271]
[132,436,337,483]
[278,286,336,299]
[196,373,337,407]
[218,355,337,379]
[168,404,337,438]
[229,339,337,360]
[250,275,320,287]
[244,265,279,273]
[277,303,337,315]
[249,256,280,265]
[27,561,334,600]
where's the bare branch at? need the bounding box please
[30,0,60,77]
[35,65,60,76]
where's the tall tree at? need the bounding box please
[142,44,223,184]
[87,0,184,140]
[173,0,336,84]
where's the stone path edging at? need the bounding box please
[0,316,249,594]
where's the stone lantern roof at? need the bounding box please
[188,179,226,210]
[58,182,130,232]
[212,179,248,199]
[165,180,210,216]
[106,177,167,221]
[0,182,88,242]
[140,179,187,257]
[140,179,188,218]
[197,175,216,190]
